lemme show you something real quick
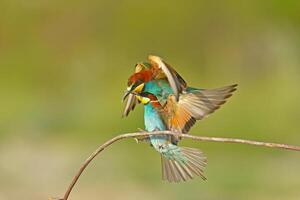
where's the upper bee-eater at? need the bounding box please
[123,55,237,120]
[122,55,237,182]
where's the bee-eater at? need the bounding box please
[135,91,208,182]
[123,55,237,121]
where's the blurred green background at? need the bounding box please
[1,0,300,199]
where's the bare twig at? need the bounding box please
[56,131,300,200]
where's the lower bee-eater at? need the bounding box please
[135,91,208,182]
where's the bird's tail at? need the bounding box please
[160,146,207,182]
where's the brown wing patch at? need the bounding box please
[164,95,196,133]
[163,84,237,133]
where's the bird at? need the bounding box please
[135,91,208,182]
[122,55,237,182]
[122,55,237,121]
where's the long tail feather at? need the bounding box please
[161,147,207,182]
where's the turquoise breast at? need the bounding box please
[144,103,166,131]
[144,80,173,104]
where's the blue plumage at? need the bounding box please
[144,101,187,163]
[140,93,207,182]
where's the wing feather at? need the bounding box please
[148,55,186,101]
[163,84,237,134]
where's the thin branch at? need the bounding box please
[55,131,300,200]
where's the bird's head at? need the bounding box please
[122,63,153,101]
[135,92,161,107]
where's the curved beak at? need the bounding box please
[122,90,131,102]
[122,82,145,102]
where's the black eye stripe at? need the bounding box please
[134,80,143,87]
[133,83,138,88]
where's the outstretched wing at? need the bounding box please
[148,55,186,101]
[163,84,237,133]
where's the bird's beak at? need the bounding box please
[122,86,133,102]
[122,83,144,102]
[122,90,131,102]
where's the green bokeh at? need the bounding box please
[0,1,300,199]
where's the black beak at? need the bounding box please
[122,90,131,102]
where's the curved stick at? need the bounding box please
[56,131,300,200]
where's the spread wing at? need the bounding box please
[163,84,237,133]
[148,55,186,101]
